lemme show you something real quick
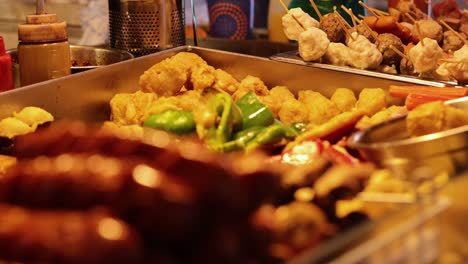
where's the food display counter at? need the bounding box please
[0,45,465,263]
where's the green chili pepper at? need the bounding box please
[236,91,274,130]
[144,110,195,134]
[245,123,298,152]
[291,122,309,134]
[195,92,243,150]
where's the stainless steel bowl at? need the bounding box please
[8,45,134,73]
[348,97,468,178]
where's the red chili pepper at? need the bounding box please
[0,36,13,92]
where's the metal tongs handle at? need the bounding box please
[190,0,199,46]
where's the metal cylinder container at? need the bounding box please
[108,0,185,57]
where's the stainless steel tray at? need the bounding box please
[1,45,452,121]
[271,51,462,87]
[0,46,450,263]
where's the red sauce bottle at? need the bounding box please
[0,36,14,92]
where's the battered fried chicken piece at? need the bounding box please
[407,101,468,137]
[278,99,309,125]
[191,64,216,91]
[110,90,159,126]
[356,105,407,130]
[232,75,269,101]
[139,52,209,96]
[298,91,340,125]
[356,88,387,116]
[213,69,240,94]
[261,86,295,117]
[330,88,357,113]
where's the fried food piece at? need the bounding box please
[110,90,159,126]
[139,52,208,96]
[412,20,443,43]
[0,117,34,139]
[323,43,351,66]
[347,32,383,70]
[191,64,216,91]
[408,38,444,74]
[0,206,144,264]
[13,107,54,128]
[261,86,295,117]
[330,88,357,113]
[298,91,340,125]
[407,101,468,137]
[278,99,309,125]
[298,27,330,62]
[282,8,319,41]
[437,45,468,83]
[356,88,387,116]
[356,105,407,130]
[101,122,145,139]
[213,69,240,94]
[274,202,333,252]
[0,155,16,174]
[442,31,466,53]
[232,75,269,101]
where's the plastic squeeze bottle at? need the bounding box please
[0,36,13,91]
[17,0,71,86]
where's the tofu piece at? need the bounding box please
[330,88,357,113]
[356,88,387,116]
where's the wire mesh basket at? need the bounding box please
[108,0,185,57]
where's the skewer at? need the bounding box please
[390,45,409,61]
[439,19,468,44]
[309,0,322,20]
[358,1,379,17]
[360,19,378,40]
[340,5,356,27]
[277,0,307,30]
[358,14,366,20]
[370,7,389,16]
[334,6,352,29]
[334,10,355,41]
[415,23,425,46]
[404,12,417,24]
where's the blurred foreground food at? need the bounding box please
[0,121,393,264]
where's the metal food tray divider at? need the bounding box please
[0,46,452,263]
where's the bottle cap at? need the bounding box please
[18,1,68,43]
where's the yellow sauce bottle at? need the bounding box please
[18,5,71,87]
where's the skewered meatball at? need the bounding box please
[376,33,404,66]
[319,13,346,43]
[412,20,443,43]
[442,31,466,52]
[399,57,417,75]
